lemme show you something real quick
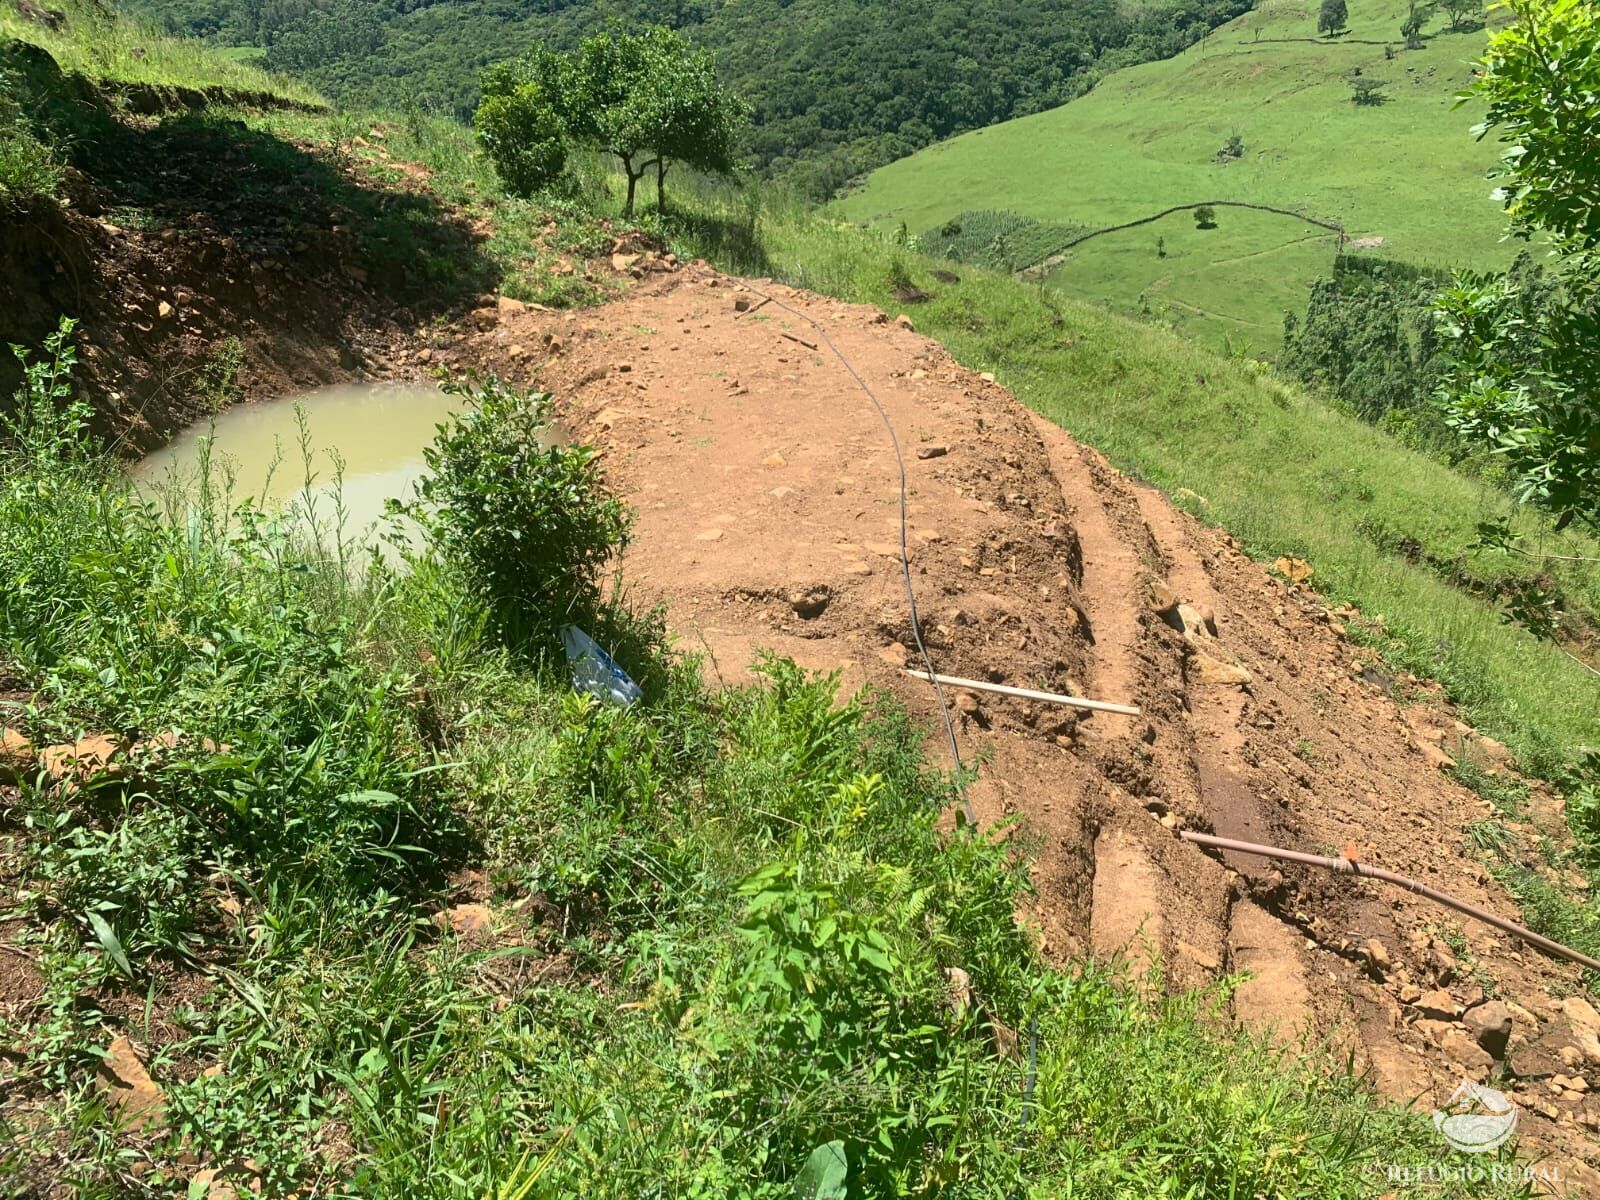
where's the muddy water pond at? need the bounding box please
[131,384,463,542]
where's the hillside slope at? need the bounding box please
[838,0,1511,350]
[118,0,1253,196]
[455,265,1600,1182]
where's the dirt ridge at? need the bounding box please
[461,262,1600,1187]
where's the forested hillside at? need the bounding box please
[118,0,1253,194]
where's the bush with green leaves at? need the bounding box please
[474,55,568,197]
[1436,0,1600,532]
[412,373,630,652]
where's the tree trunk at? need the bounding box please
[656,159,669,211]
[623,158,640,217]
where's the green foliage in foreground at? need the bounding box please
[0,328,1501,1196]
[1435,0,1600,532]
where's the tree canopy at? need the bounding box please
[1435,0,1600,530]
[476,29,747,213]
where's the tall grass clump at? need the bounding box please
[0,320,1511,1196]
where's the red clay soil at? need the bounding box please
[461,261,1600,1190]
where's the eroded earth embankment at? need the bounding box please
[454,263,1600,1187]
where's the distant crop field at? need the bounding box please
[838,0,1514,354]
[916,210,1091,273]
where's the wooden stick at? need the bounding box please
[780,330,819,350]
[902,669,1141,716]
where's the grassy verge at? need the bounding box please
[0,326,1501,1197]
[0,0,320,104]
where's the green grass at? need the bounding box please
[837,0,1513,353]
[0,0,321,105]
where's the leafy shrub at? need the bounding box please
[1351,76,1389,105]
[474,66,568,197]
[414,374,630,653]
[1194,204,1218,229]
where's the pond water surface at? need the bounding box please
[131,384,462,542]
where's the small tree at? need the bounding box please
[1318,0,1349,35]
[1194,205,1218,229]
[476,30,747,215]
[1439,0,1481,29]
[569,28,747,215]
[1401,0,1427,47]
[1350,76,1389,104]
[475,57,569,197]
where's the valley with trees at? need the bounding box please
[4,0,1600,1195]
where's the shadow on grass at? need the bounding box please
[3,37,496,310]
[664,205,772,278]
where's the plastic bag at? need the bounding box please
[561,624,643,708]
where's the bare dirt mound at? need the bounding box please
[464,263,1600,1188]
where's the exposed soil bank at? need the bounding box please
[459,263,1600,1187]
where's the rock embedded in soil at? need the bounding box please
[1189,649,1252,687]
[437,903,493,938]
[1414,988,1460,1020]
[1463,1000,1514,1058]
[916,444,948,460]
[1363,937,1392,979]
[38,734,123,783]
[1144,577,1181,615]
[789,586,832,619]
[1176,603,1213,641]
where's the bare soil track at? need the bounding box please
[463,262,1600,1188]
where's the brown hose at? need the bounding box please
[1179,830,1600,975]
